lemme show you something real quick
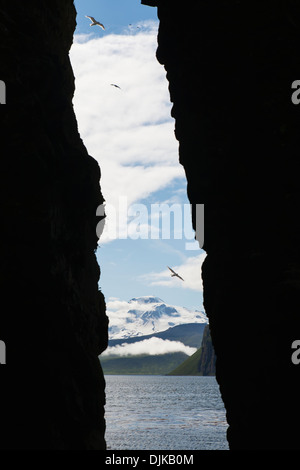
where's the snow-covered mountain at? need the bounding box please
[106,295,207,340]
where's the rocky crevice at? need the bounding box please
[2,0,300,450]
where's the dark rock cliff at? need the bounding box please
[197,324,216,376]
[0,1,108,449]
[143,0,300,449]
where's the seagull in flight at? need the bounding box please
[110,84,121,89]
[167,266,184,281]
[85,16,105,30]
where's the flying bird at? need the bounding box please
[167,266,184,281]
[85,16,105,30]
[110,84,121,89]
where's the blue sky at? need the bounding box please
[71,0,206,313]
[74,0,158,34]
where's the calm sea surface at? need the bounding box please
[104,375,229,450]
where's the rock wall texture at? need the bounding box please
[143,0,300,449]
[0,1,108,449]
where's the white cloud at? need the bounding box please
[141,252,207,292]
[102,337,197,357]
[105,299,135,327]
[70,23,184,243]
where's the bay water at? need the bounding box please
[104,375,229,450]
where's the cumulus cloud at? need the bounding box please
[70,22,184,243]
[141,252,207,291]
[105,298,136,327]
[102,337,197,357]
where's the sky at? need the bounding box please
[70,0,206,313]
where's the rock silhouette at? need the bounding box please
[143,0,300,450]
[0,1,108,449]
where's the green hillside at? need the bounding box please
[101,352,188,375]
[101,323,209,375]
[168,324,216,376]
[167,347,203,376]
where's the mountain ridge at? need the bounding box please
[107,295,207,340]
[108,322,206,349]
[101,296,209,375]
